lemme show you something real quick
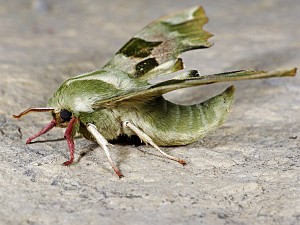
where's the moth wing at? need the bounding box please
[103,6,212,81]
[92,68,296,109]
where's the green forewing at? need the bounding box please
[103,6,212,81]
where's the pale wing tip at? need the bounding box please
[268,67,297,77]
[290,67,297,77]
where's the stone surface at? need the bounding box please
[0,0,299,224]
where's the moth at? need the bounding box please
[14,6,296,177]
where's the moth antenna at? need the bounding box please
[13,107,55,119]
[86,123,123,178]
[123,121,186,165]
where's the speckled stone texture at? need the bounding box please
[0,0,299,224]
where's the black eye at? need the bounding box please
[60,109,72,122]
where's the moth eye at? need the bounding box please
[60,109,72,122]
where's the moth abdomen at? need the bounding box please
[136,86,235,146]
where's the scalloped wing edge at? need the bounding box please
[103,6,212,80]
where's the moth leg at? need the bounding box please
[63,117,78,166]
[26,119,56,144]
[86,123,123,178]
[123,121,186,165]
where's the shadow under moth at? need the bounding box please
[14,6,296,177]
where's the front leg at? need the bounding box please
[26,119,56,144]
[63,117,78,166]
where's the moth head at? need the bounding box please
[13,107,74,128]
[52,109,73,128]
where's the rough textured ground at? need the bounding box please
[0,0,299,224]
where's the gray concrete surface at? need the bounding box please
[0,0,299,224]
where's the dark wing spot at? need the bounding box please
[135,58,159,77]
[189,70,200,77]
[118,38,162,58]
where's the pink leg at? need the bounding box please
[63,117,77,166]
[26,119,56,144]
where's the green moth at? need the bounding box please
[14,6,296,177]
